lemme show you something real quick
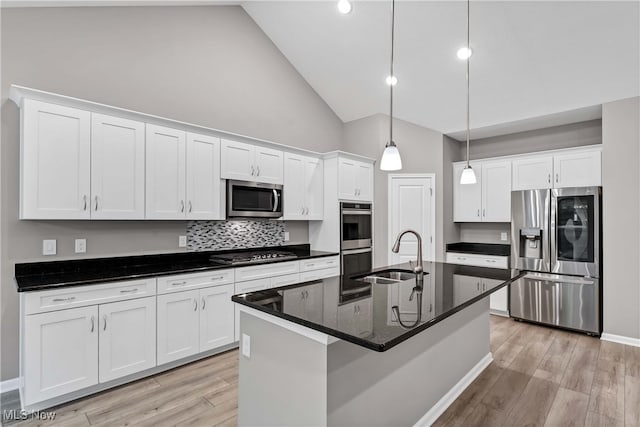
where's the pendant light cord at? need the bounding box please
[465,0,471,167]
[389,0,395,146]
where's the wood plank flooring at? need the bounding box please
[4,316,640,426]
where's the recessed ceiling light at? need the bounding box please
[385,75,398,86]
[337,0,352,15]
[456,47,473,60]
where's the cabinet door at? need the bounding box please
[234,278,269,340]
[452,274,483,305]
[282,287,307,319]
[98,297,156,383]
[199,284,235,352]
[303,284,324,324]
[305,157,324,220]
[186,133,222,220]
[489,286,509,316]
[157,289,200,365]
[453,162,482,222]
[21,99,91,219]
[355,161,373,201]
[338,158,358,200]
[255,146,284,184]
[283,153,306,220]
[145,124,186,219]
[23,306,98,405]
[91,114,145,219]
[481,160,512,222]
[512,155,553,191]
[553,149,601,188]
[220,139,254,181]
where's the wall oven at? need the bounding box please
[227,180,283,219]
[340,202,373,277]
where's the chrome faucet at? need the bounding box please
[391,229,424,288]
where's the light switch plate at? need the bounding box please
[42,239,57,256]
[242,333,251,358]
[283,231,290,242]
[75,239,87,253]
[178,235,187,248]
[500,232,508,241]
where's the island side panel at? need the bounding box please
[326,299,491,426]
[238,311,328,426]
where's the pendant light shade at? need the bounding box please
[380,141,402,171]
[460,0,476,185]
[379,0,402,171]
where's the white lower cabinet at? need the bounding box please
[199,284,235,352]
[157,289,201,365]
[23,306,99,406]
[98,297,156,383]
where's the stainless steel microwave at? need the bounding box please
[227,180,283,219]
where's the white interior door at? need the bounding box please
[388,175,434,265]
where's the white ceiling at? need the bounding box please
[243,1,640,137]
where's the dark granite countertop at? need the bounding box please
[446,242,510,257]
[14,244,338,292]
[232,262,524,352]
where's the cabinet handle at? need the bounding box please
[94,195,98,211]
[103,315,107,331]
[457,257,467,261]
[483,283,486,291]
[301,291,305,300]
[90,315,95,333]
[477,209,480,217]
[211,276,224,281]
[483,209,486,217]
[548,174,551,184]
[477,282,480,290]
[301,207,305,215]
[180,200,184,213]
[188,201,192,213]
[194,298,198,311]
[202,297,206,310]
[83,195,87,211]
[251,165,255,176]
[485,259,496,264]
[120,288,139,293]
[555,173,559,183]
[256,166,260,176]
[171,281,187,286]
[304,207,309,215]
[53,296,76,302]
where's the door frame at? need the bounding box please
[387,173,436,265]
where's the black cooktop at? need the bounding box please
[210,250,298,265]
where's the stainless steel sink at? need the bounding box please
[354,269,425,284]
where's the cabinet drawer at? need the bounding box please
[235,261,299,283]
[270,273,301,289]
[299,256,339,272]
[157,269,234,294]
[299,266,340,282]
[445,252,509,269]
[24,278,156,315]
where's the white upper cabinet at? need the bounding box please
[338,156,373,201]
[91,114,145,219]
[512,155,554,191]
[283,152,324,220]
[21,100,91,219]
[453,162,482,222]
[145,124,186,219]
[221,139,283,185]
[553,149,601,188]
[186,133,223,220]
[481,160,512,222]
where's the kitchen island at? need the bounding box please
[232,262,523,426]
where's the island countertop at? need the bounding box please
[232,261,524,352]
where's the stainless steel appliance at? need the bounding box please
[340,202,373,277]
[227,180,283,219]
[210,250,297,266]
[510,186,602,335]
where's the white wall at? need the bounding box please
[0,5,343,381]
[602,96,640,341]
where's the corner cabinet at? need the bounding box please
[283,152,324,220]
[221,139,283,185]
[338,157,373,201]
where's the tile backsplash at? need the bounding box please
[187,220,286,251]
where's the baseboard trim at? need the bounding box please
[414,352,493,427]
[601,333,640,347]
[0,377,20,393]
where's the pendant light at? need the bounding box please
[380,0,403,171]
[460,0,477,185]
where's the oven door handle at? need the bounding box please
[341,248,373,255]
[272,189,279,212]
[341,209,372,215]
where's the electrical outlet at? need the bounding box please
[283,231,290,242]
[500,232,508,241]
[178,235,187,248]
[242,333,251,358]
[75,239,87,253]
[42,239,57,256]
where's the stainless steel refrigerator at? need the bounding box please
[510,186,602,335]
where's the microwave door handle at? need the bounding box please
[272,189,279,212]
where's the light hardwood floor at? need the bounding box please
[7,316,640,426]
